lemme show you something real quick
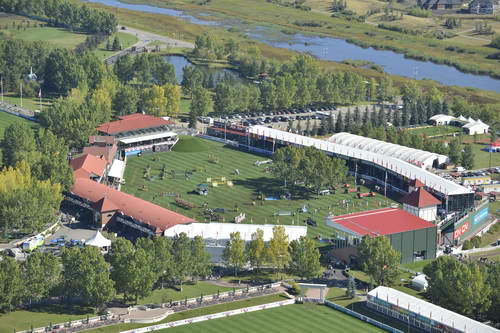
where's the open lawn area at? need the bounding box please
[405,125,461,137]
[154,303,386,333]
[122,136,397,239]
[93,32,139,60]
[467,142,500,169]
[1,93,54,112]
[401,258,434,273]
[0,304,95,333]
[137,282,233,305]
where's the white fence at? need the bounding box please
[120,299,295,333]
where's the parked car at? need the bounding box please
[304,217,317,227]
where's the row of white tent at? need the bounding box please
[429,114,490,135]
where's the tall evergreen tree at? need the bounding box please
[461,144,474,170]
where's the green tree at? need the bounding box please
[222,232,246,276]
[346,276,356,299]
[448,139,462,166]
[22,252,61,304]
[0,256,22,311]
[2,121,36,167]
[129,248,157,303]
[163,83,182,116]
[486,263,500,323]
[246,229,266,270]
[358,236,401,286]
[424,256,491,318]
[142,85,167,116]
[191,236,212,281]
[113,84,139,116]
[461,144,474,170]
[62,247,115,309]
[112,36,122,51]
[190,84,213,117]
[106,238,135,300]
[171,233,193,291]
[267,226,290,278]
[288,236,321,279]
[272,146,305,188]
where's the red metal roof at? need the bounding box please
[409,178,425,188]
[329,208,436,237]
[401,188,441,208]
[71,178,196,233]
[96,114,173,135]
[70,154,108,179]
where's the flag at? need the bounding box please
[38,89,41,98]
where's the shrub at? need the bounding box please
[490,35,500,49]
[289,282,302,295]
[407,7,432,18]
[471,236,481,248]
[462,239,472,250]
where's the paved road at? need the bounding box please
[105,26,194,65]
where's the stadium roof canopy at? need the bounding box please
[327,208,435,237]
[368,286,499,333]
[164,223,307,242]
[97,114,173,135]
[119,131,177,144]
[327,132,449,168]
[248,125,471,196]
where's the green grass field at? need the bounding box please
[138,282,233,305]
[122,137,396,239]
[93,32,139,60]
[3,26,88,49]
[405,125,461,137]
[0,305,95,333]
[85,294,287,333]
[154,303,385,333]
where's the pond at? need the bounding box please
[85,0,500,92]
[164,55,242,84]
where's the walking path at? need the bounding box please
[105,26,194,65]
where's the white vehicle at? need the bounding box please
[455,167,465,172]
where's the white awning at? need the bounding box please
[85,231,111,248]
[119,132,177,144]
[108,159,125,179]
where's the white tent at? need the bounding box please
[458,115,467,121]
[411,274,428,291]
[85,231,111,248]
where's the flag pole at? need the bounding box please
[0,77,3,103]
[20,82,23,108]
[39,89,42,111]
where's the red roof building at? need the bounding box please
[401,187,441,208]
[70,178,196,234]
[327,208,437,263]
[82,145,118,164]
[327,208,435,237]
[70,154,108,180]
[89,136,116,146]
[96,114,173,136]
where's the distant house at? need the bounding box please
[418,0,463,10]
[469,0,500,14]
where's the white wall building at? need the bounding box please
[428,114,455,125]
[164,223,307,262]
[462,119,489,135]
[401,187,441,222]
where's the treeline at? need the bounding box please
[210,55,395,115]
[0,39,108,95]
[0,234,212,311]
[223,226,321,279]
[424,256,500,324]
[0,0,117,35]
[0,162,63,238]
[272,146,348,194]
[0,121,73,236]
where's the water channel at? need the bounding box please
[164,55,241,84]
[85,0,500,92]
